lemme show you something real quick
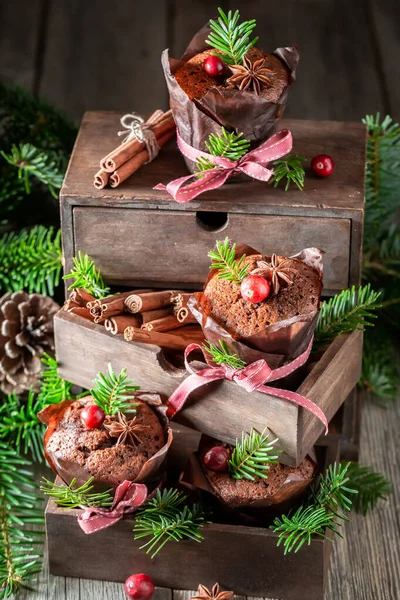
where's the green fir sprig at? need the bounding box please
[38,353,74,405]
[206,8,258,66]
[0,390,45,464]
[0,143,64,198]
[90,364,139,416]
[204,340,246,369]
[360,329,400,403]
[40,477,113,510]
[195,128,250,177]
[208,237,249,284]
[345,462,392,515]
[0,226,62,296]
[271,155,306,191]
[314,284,381,348]
[133,488,206,558]
[271,462,356,554]
[0,442,44,599]
[63,251,110,299]
[228,429,280,481]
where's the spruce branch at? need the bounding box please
[40,477,113,509]
[0,390,44,464]
[228,429,280,481]
[271,155,306,191]
[314,284,381,348]
[63,251,110,299]
[0,442,44,598]
[0,226,62,296]
[195,128,250,177]
[38,353,74,405]
[0,143,64,198]
[206,8,258,65]
[208,237,249,284]
[90,364,139,416]
[345,462,392,516]
[204,340,246,369]
[133,489,206,558]
[271,462,357,554]
[359,329,400,404]
[362,113,400,252]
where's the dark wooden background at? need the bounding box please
[1,0,399,124]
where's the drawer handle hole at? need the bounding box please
[196,211,228,232]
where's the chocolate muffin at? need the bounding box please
[175,47,289,103]
[204,254,323,339]
[42,396,168,489]
[199,439,316,509]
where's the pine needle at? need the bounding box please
[314,284,381,348]
[195,128,250,177]
[90,364,139,415]
[63,250,110,299]
[206,8,258,65]
[40,477,113,509]
[204,340,246,369]
[0,225,62,296]
[228,429,280,481]
[271,154,306,191]
[133,489,206,558]
[345,462,392,516]
[0,442,44,598]
[208,237,249,284]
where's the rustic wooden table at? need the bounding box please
[17,396,399,600]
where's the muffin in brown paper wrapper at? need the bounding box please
[188,245,323,369]
[162,21,299,173]
[180,435,317,523]
[38,391,173,493]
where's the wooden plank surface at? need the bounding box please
[38,0,169,122]
[18,395,399,599]
[0,0,45,90]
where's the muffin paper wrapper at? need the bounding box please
[180,436,316,516]
[162,22,299,172]
[188,245,323,369]
[38,392,173,491]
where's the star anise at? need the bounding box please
[191,583,234,600]
[104,412,149,447]
[227,54,274,95]
[251,254,297,294]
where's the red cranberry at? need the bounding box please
[240,275,271,303]
[203,446,230,472]
[311,154,334,177]
[203,55,225,77]
[80,404,105,429]
[124,573,155,600]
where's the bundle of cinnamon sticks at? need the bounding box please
[63,288,202,352]
[94,109,175,189]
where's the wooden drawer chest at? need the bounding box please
[61,113,366,295]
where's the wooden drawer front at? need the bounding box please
[73,207,351,290]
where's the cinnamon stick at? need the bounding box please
[141,314,182,333]
[67,306,93,320]
[105,315,142,335]
[109,131,174,187]
[141,307,173,324]
[124,327,202,351]
[171,292,197,324]
[101,110,174,173]
[89,291,139,324]
[94,169,110,190]
[124,290,176,314]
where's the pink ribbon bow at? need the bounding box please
[154,129,293,203]
[78,480,148,534]
[167,339,328,433]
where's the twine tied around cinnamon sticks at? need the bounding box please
[94,109,175,189]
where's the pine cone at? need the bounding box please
[0,291,60,394]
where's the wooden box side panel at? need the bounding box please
[298,330,363,458]
[54,311,362,466]
[46,509,326,600]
